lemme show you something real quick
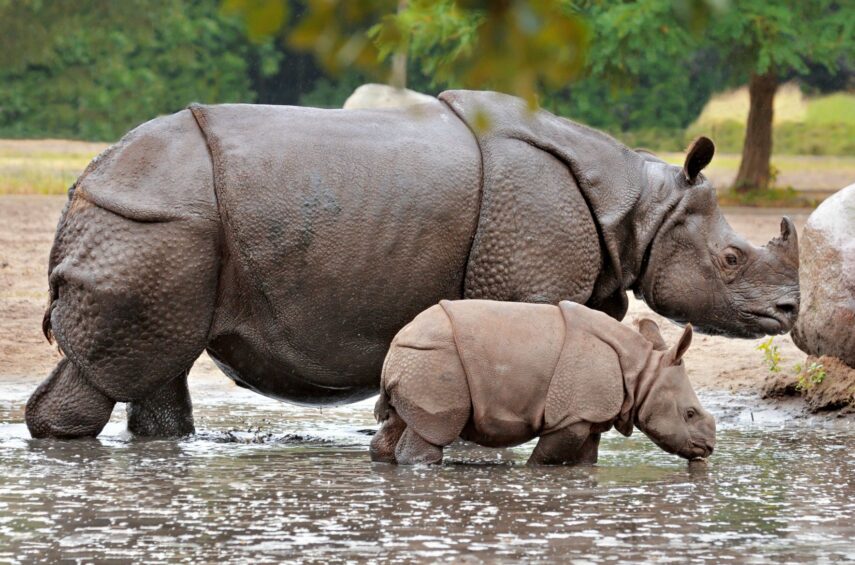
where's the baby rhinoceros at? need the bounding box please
[371,300,715,465]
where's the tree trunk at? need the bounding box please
[390,0,408,88]
[733,71,778,192]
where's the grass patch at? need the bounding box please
[717,186,822,208]
[0,139,107,195]
[683,85,855,156]
[806,93,855,126]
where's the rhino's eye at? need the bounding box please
[686,408,697,420]
[724,253,738,266]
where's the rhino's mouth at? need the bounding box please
[747,310,789,335]
[697,309,791,339]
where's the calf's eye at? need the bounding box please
[686,409,696,419]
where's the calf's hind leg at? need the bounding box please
[395,428,444,465]
[370,410,407,463]
[127,370,195,437]
[26,358,115,439]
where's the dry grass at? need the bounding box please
[657,152,855,195]
[1,133,852,198]
[0,139,108,195]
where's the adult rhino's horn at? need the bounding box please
[766,216,799,263]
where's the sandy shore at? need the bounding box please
[0,195,810,396]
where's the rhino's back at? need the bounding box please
[193,103,482,404]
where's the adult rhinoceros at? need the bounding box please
[27,90,799,439]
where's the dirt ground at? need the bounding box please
[0,195,810,396]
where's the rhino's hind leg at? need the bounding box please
[127,370,194,438]
[370,410,407,463]
[40,190,219,440]
[395,427,443,465]
[26,358,116,439]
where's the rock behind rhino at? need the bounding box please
[371,300,716,465]
[29,90,795,439]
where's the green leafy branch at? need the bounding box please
[756,337,781,373]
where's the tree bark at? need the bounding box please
[733,71,778,192]
[390,0,408,88]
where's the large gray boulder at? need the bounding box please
[792,184,855,368]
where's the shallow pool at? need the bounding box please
[1,378,853,563]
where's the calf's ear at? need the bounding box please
[683,137,715,182]
[637,319,668,350]
[667,324,693,365]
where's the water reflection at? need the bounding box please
[1,381,853,562]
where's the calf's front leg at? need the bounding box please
[527,422,592,466]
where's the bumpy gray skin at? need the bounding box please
[28,90,798,439]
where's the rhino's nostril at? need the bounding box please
[775,299,798,319]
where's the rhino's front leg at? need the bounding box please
[527,422,592,466]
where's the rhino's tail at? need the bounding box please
[374,386,390,423]
[374,346,395,422]
[43,182,77,346]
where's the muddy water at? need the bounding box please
[1,378,854,563]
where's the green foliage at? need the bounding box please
[226,0,589,106]
[298,71,369,108]
[0,0,280,140]
[706,0,852,81]
[757,337,781,373]
[375,0,589,104]
[794,361,827,392]
[0,0,851,148]
[541,1,727,132]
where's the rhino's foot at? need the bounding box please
[26,358,116,439]
[394,427,443,465]
[126,371,194,438]
[370,410,407,463]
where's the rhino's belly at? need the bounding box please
[206,330,384,405]
[198,102,482,405]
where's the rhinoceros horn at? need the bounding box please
[766,216,799,267]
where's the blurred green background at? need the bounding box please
[0,0,852,197]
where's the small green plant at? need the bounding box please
[756,337,781,373]
[795,361,827,392]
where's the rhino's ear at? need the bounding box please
[682,137,715,183]
[667,324,693,365]
[637,318,668,350]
